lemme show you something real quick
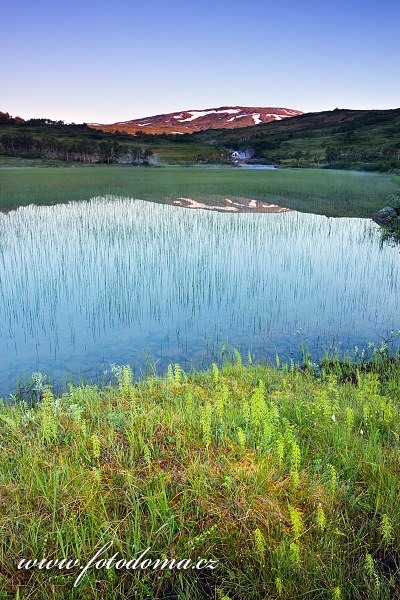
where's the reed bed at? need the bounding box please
[1,198,399,394]
[0,166,397,216]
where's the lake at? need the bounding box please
[0,195,399,395]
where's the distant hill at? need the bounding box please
[88,106,303,135]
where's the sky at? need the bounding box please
[1,0,399,123]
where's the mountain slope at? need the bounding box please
[88,106,303,135]
[193,108,400,170]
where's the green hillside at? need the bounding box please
[0,112,228,166]
[194,108,400,171]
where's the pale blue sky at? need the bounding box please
[1,0,399,123]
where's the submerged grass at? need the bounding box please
[2,196,400,394]
[1,356,400,598]
[0,166,398,217]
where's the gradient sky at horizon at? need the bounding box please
[1,0,399,123]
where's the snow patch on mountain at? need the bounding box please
[178,109,241,123]
[227,114,248,122]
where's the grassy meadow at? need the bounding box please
[0,165,398,217]
[1,354,400,599]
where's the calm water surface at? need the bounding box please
[0,196,399,394]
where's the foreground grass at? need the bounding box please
[0,166,398,217]
[1,357,400,599]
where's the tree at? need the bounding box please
[325,147,341,164]
[98,140,121,164]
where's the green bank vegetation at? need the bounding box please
[375,194,400,244]
[1,351,400,599]
[0,166,398,217]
